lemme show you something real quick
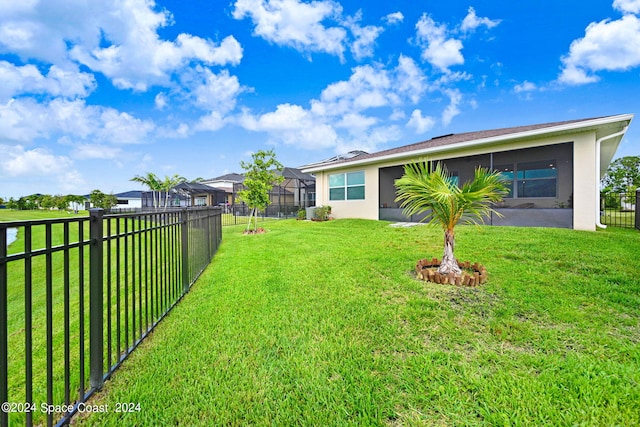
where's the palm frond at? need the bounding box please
[395,162,508,229]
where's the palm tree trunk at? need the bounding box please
[438,229,462,275]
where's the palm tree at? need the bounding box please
[395,162,508,275]
[160,174,186,208]
[130,172,162,208]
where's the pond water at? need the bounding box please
[6,228,17,246]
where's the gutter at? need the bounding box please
[302,114,635,174]
[595,126,629,229]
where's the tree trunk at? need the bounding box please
[246,207,254,231]
[438,229,462,275]
[253,208,258,231]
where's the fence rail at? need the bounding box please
[600,192,638,229]
[108,202,312,227]
[0,207,222,426]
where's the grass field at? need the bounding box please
[1,209,187,426]
[600,208,636,228]
[55,218,640,426]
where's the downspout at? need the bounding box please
[595,126,628,229]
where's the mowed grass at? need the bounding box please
[34,219,640,425]
[1,209,182,426]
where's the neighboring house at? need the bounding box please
[302,114,634,231]
[84,190,143,209]
[201,173,244,205]
[204,168,316,208]
[172,182,227,207]
[277,167,316,208]
[113,191,143,209]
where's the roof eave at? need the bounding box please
[302,114,634,173]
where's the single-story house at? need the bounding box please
[201,173,245,205]
[205,168,317,208]
[113,190,143,209]
[84,190,143,210]
[301,114,634,231]
[171,182,227,207]
[277,167,316,208]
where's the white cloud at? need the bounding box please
[384,12,404,25]
[613,0,640,14]
[196,111,226,132]
[344,11,383,61]
[313,64,393,116]
[234,57,430,152]
[336,113,378,131]
[96,109,156,144]
[0,61,96,101]
[335,125,401,154]
[0,144,86,194]
[0,98,155,145]
[1,145,73,176]
[395,55,428,103]
[407,109,436,134]
[460,7,501,33]
[0,0,38,15]
[0,98,49,142]
[156,122,191,139]
[514,81,537,93]
[73,144,122,159]
[186,67,243,113]
[232,0,346,59]
[155,92,168,110]
[71,31,243,91]
[415,14,464,72]
[241,103,340,149]
[441,89,462,126]
[558,14,640,85]
[0,0,242,91]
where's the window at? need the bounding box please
[517,160,557,198]
[329,171,365,200]
[448,172,459,187]
[494,160,556,198]
[495,164,514,198]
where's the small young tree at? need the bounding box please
[395,162,507,275]
[237,149,284,232]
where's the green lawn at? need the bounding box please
[8,216,640,425]
[600,209,636,228]
[1,209,183,426]
[73,219,640,426]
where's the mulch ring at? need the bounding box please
[415,258,487,286]
[243,227,266,235]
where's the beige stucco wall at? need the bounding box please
[314,130,601,230]
[315,166,379,220]
[572,131,597,231]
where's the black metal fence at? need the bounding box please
[600,192,638,229]
[0,207,221,426]
[637,190,640,231]
[220,203,306,226]
[107,203,309,227]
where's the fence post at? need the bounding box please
[89,209,104,390]
[634,188,640,230]
[181,209,189,294]
[0,226,7,427]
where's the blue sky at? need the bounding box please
[1,0,639,199]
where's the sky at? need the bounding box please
[1,0,639,199]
